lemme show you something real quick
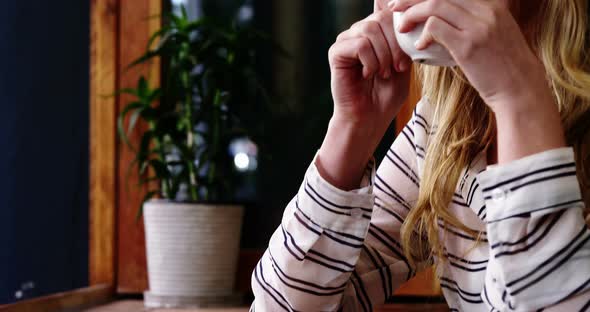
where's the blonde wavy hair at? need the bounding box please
[401,0,590,274]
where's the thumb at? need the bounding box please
[415,16,461,53]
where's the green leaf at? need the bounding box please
[136,130,155,167]
[114,88,139,97]
[170,10,188,30]
[127,51,159,69]
[227,52,235,64]
[147,27,167,49]
[127,110,141,139]
[183,18,209,33]
[118,101,145,150]
[140,106,158,121]
[148,88,162,102]
[138,76,149,98]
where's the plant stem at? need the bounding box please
[208,89,222,199]
[184,83,199,202]
[148,120,170,198]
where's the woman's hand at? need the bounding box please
[391,0,566,163]
[317,8,412,190]
[329,8,411,126]
[392,0,544,114]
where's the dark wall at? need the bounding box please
[0,1,89,304]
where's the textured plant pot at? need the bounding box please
[143,200,244,308]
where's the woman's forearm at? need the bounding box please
[493,85,566,165]
[316,116,384,191]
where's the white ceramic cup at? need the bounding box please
[393,11,456,67]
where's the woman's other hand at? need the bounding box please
[392,0,566,164]
[317,8,412,190]
[329,8,411,126]
[391,0,547,115]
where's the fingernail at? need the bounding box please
[387,0,396,8]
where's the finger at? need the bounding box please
[350,21,394,77]
[390,0,425,12]
[371,9,412,72]
[336,31,391,78]
[393,0,489,20]
[415,16,462,52]
[345,10,411,72]
[329,37,380,79]
[374,0,390,12]
[396,0,474,33]
[339,17,394,77]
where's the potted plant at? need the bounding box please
[118,7,275,308]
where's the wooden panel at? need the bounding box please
[376,303,449,312]
[394,267,440,296]
[116,0,161,293]
[0,285,113,312]
[89,0,119,287]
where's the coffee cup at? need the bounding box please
[393,11,456,67]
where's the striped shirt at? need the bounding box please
[250,98,590,311]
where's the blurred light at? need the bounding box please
[237,5,254,22]
[171,0,188,5]
[229,137,258,172]
[234,152,250,171]
[229,137,258,156]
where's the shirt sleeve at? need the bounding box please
[477,147,590,311]
[250,116,427,311]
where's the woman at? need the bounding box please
[251,0,590,310]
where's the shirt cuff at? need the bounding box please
[478,147,583,223]
[296,153,375,237]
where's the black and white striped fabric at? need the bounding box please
[250,99,590,312]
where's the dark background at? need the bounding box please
[196,0,396,249]
[0,1,90,304]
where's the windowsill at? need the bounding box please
[83,300,248,312]
[82,300,450,312]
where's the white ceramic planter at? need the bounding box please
[143,200,244,308]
